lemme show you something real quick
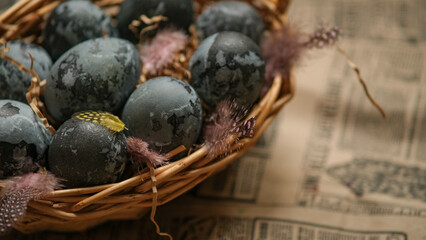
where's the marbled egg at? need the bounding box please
[0,41,53,102]
[121,76,203,156]
[0,57,32,102]
[43,0,118,61]
[48,115,127,188]
[189,31,265,108]
[44,37,141,123]
[0,100,52,179]
[3,41,53,80]
[196,1,265,43]
[117,0,194,43]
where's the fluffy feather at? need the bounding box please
[0,172,61,233]
[203,100,256,157]
[127,137,169,169]
[73,111,127,133]
[139,28,188,75]
[260,25,305,97]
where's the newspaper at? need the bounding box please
[139,203,421,240]
[145,0,426,239]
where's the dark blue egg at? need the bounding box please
[3,40,52,80]
[0,100,52,179]
[0,41,53,102]
[44,37,141,123]
[189,31,265,108]
[196,1,264,43]
[43,0,118,61]
[117,0,194,43]
[48,116,127,188]
[122,76,203,156]
[0,58,32,102]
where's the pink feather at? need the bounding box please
[203,100,256,157]
[261,23,342,97]
[127,137,169,169]
[0,172,61,233]
[260,24,305,97]
[139,28,188,75]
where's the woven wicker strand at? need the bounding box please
[0,0,293,233]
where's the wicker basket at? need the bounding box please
[0,0,294,234]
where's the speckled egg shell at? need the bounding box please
[0,41,52,102]
[122,76,203,156]
[189,31,265,108]
[196,1,265,43]
[43,0,118,61]
[0,58,32,102]
[0,100,52,179]
[48,118,127,188]
[2,40,53,80]
[117,0,194,43]
[44,37,141,124]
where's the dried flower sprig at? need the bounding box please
[261,23,384,119]
[305,24,385,118]
[203,100,256,157]
[139,28,188,75]
[126,137,169,170]
[0,171,62,234]
[305,25,342,49]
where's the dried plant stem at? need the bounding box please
[255,75,282,128]
[164,145,187,159]
[35,1,61,15]
[0,0,31,23]
[70,176,145,212]
[337,46,386,119]
[47,184,115,198]
[95,0,123,7]
[134,147,208,192]
[46,178,195,204]
[148,163,173,240]
[30,201,140,221]
[8,0,45,23]
[133,173,211,208]
[270,72,295,115]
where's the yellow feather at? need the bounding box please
[72,111,127,133]
[100,112,128,132]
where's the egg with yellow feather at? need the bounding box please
[48,111,128,188]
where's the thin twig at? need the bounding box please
[148,163,173,240]
[164,145,186,159]
[337,46,386,119]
